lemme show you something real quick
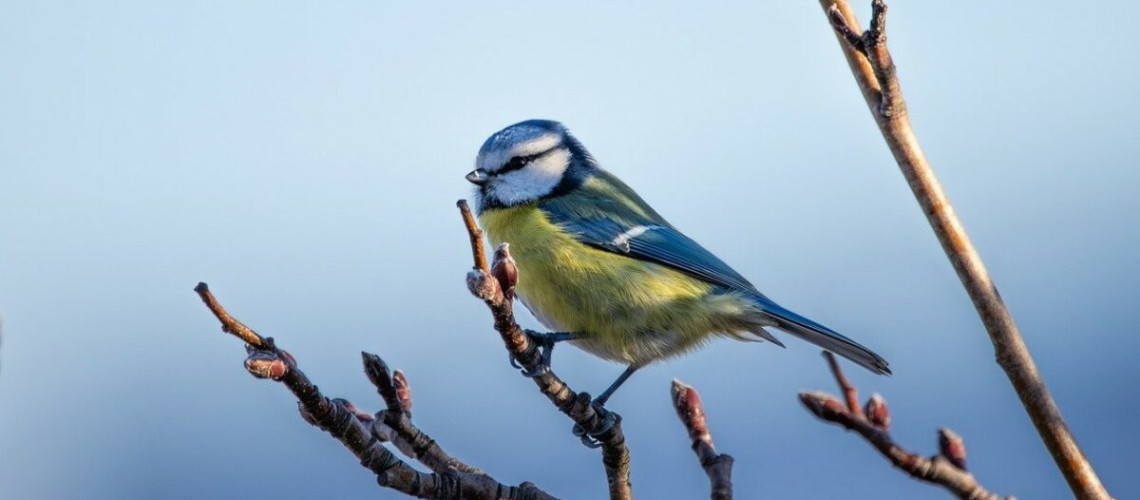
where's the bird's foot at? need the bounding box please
[510,331,581,378]
[571,401,618,449]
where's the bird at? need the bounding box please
[466,119,889,408]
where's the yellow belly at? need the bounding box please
[479,204,753,364]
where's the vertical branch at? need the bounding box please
[818,2,1110,498]
[457,200,634,500]
[458,200,489,272]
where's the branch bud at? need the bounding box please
[244,349,290,380]
[938,427,968,470]
[277,349,296,367]
[393,369,413,418]
[799,391,849,421]
[864,393,891,430]
[362,352,404,413]
[491,243,518,301]
[362,352,394,390]
[466,270,502,303]
[671,379,711,445]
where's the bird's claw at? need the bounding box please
[520,362,551,378]
[571,403,617,449]
[514,330,563,378]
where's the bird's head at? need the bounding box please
[468,119,592,209]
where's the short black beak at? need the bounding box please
[466,168,489,186]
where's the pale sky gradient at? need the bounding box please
[2,1,1138,499]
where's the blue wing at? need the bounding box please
[539,169,891,375]
[539,170,763,296]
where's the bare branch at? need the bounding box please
[826,6,865,54]
[194,282,265,348]
[823,351,860,415]
[457,200,634,500]
[362,353,485,475]
[672,380,733,500]
[194,282,556,500]
[457,199,489,272]
[818,2,1109,497]
[801,353,1011,500]
[363,351,403,413]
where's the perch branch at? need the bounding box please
[801,352,1011,500]
[362,352,484,475]
[457,200,634,500]
[193,282,557,500]
[672,380,734,500]
[818,2,1109,498]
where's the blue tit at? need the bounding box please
[467,119,889,405]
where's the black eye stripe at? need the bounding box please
[495,145,560,175]
[497,156,528,174]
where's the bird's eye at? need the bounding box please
[501,156,528,173]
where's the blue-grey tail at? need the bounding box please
[751,296,890,375]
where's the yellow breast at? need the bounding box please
[479,204,750,364]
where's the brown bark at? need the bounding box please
[193,282,557,500]
[817,2,1110,498]
[672,380,734,500]
[457,200,634,500]
[802,352,1012,500]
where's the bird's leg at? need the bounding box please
[593,364,640,407]
[511,330,583,377]
[572,364,641,448]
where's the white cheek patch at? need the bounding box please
[487,149,570,205]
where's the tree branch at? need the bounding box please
[193,282,557,500]
[459,200,489,272]
[456,200,634,500]
[802,352,1011,500]
[672,380,734,500]
[823,345,861,415]
[362,352,485,475]
[818,2,1110,498]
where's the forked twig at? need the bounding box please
[194,282,556,500]
[801,352,1011,500]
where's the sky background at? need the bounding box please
[2,1,1138,499]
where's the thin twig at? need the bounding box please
[458,200,488,272]
[457,200,634,500]
[818,2,1109,498]
[823,351,860,415]
[801,353,1012,500]
[362,353,485,475]
[194,282,556,500]
[672,380,733,500]
[194,282,264,348]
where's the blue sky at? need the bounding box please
[1,1,1137,499]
